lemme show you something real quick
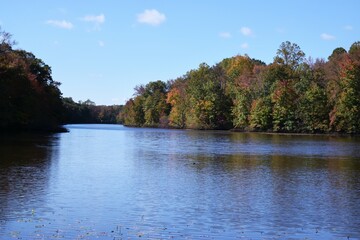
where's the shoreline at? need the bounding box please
[122,124,360,137]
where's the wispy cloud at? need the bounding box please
[241,42,249,49]
[344,25,353,31]
[46,20,73,29]
[137,9,166,26]
[82,14,105,24]
[98,40,105,47]
[321,33,335,40]
[81,14,105,30]
[240,27,253,36]
[219,32,231,39]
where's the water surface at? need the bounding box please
[1,124,360,239]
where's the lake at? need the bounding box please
[1,124,360,239]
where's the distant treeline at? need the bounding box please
[62,98,123,124]
[120,41,360,134]
[0,29,122,132]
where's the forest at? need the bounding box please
[0,29,122,132]
[1,28,359,133]
[121,41,360,134]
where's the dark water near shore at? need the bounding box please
[1,124,360,239]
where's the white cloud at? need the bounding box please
[81,14,105,30]
[345,25,353,31]
[46,20,73,29]
[321,33,335,40]
[137,9,166,26]
[82,14,105,24]
[219,32,231,39]
[98,40,105,47]
[240,27,253,36]
[241,42,249,49]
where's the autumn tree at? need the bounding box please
[218,55,266,129]
[121,40,360,133]
[330,54,360,133]
[166,77,188,128]
[0,29,64,131]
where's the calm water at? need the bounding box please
[1,124,360,239]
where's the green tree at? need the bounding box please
[121,96,145,126]
[231,89,251,129]
[249,96,272,131]
[120,81,169,127]
[268,42,307,132]
[271,80,298,132]
[142,80,170,127]
[328,47,347,61]
[298,83,329,132]
[274,41,305,69]
[186,63,232,129]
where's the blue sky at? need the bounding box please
[1,1,359,105]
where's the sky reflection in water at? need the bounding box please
[0,125,359,239]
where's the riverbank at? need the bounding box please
[0,125,68,134]
[122,123,360,137]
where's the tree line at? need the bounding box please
[1,28,359,133]
[62,98,123,124]
[121,41,360,134]
[0,29,122,132]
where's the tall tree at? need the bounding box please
[271,80,298,132]
[218,55,259,129]
[274,41,305,69]
[328,47,347,61]
[142,80,170,127]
